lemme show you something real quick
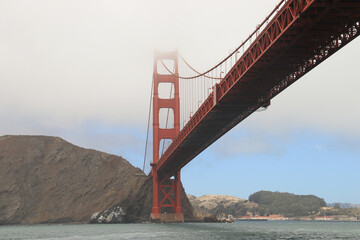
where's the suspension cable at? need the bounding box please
[159,0,285,80]
[142,76,154,173]
[178,53,222,80]
[160,58,221,80]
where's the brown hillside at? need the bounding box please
[195,194,246,210]
[188,194,257,217]
[0,135,193,224]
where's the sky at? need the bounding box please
[1,0,359,204]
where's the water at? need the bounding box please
[0,221,359,240]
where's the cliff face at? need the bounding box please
[0,135,193,224]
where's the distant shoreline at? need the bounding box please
[1,220,360,227]
[236,219,360,223]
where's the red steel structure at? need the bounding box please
[150,0,360,221]
[151,52,183,222]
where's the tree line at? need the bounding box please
[248,190,326,217]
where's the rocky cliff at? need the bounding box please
[0,135,194,224]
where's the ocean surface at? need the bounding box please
[1,221,360,240]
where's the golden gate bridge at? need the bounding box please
[142,0,360,222]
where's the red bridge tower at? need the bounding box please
[150,51,184,222]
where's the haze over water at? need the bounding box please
[1,221,360,240]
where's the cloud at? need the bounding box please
[0,0,359,163]
[242,38,360,138]
[212,130,281,158]
[0,0,279,130]
[209,121,360,160]
[325,135,360,154]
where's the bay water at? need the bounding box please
[1,221,360,240]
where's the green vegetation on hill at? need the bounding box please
[189,191,359,219]
[249,190,326,217]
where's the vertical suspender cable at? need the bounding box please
[142,77,154,173]
[161,83,173,155]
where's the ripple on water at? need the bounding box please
[0,221,359,240]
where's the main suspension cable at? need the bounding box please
[159,0,285,80]
[160,58,221,80]
[178,53,222,80]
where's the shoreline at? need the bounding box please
[1,218,360,226]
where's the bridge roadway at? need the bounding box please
[156,0,360,174]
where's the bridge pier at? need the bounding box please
[150,168,184,222]
[151,51,183,222]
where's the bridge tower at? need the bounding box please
[150,51,184,222]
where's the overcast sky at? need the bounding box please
[1,0,359,203]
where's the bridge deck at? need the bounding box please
[156,0,360,174]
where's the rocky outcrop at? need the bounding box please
[90,206,126,223]
[0,135,194,224]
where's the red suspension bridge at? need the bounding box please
[145,0,360,222]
